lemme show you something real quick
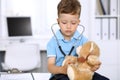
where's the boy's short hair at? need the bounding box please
[57,0,81,18]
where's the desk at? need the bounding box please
[0,73,51,80]
[0,37,50,51]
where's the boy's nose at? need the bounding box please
[66,23,71,29]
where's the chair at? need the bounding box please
[1,43,41,72]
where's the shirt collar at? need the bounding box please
[56,30,64,40]
[73,30,81,39]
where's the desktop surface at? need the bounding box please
[0,72,50,80]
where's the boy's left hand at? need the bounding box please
[91,62,101,72]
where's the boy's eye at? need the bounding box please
[71,22,77,25]
[62,22,67,24]
[72,23,76,25]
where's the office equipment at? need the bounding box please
[95,0,119,40]
[110,18,117,40]
[6,17,33,40]
[1,43,41,72]
[100,0,110,15]
[96,0,105,15]
[94,18,102,40]
[110,0,118,15]
[102,18,109,40]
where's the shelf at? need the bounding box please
[95,15,118,18]
[93,0,120,41]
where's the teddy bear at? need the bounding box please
[62,41,101,80]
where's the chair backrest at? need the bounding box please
[2,43,41,71]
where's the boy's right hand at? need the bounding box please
[60,65,68,74]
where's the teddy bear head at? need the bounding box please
[76,41,100,65]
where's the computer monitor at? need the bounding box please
[6,17,33,41]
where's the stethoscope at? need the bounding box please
[51,23,85,56]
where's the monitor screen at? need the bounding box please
[7,17,32,37]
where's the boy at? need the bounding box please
[47,0,109,80]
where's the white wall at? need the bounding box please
[0,0,92,50]
[93,40,120,80]
[0,0,47,38]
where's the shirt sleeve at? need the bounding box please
[82,36,88,44]
[79,35,88,45]
[47,38,56,57]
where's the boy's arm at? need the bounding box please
[47,57,67,75]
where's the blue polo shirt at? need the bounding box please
[47,30,88,66]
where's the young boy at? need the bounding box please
[47,0,109,80]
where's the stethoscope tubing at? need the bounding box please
[51,23,85,47]
[51,23,85,56]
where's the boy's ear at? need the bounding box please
[78,19,80,24]
[57,18,59,24]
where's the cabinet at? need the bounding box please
[90,0,120,80]
[0,0,1,38]
[91,0,120,40]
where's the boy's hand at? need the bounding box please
[91,62,101,72]
[62,56,77,66]
[59,65,68,74]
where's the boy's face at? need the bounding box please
[57,13,80,40]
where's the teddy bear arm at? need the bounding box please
[67,64,80,80]
[67,64,94,80]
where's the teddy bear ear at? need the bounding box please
[76,46,82,56]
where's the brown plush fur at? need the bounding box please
[62,41,101,80]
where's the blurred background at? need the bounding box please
[0,0,120,80]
